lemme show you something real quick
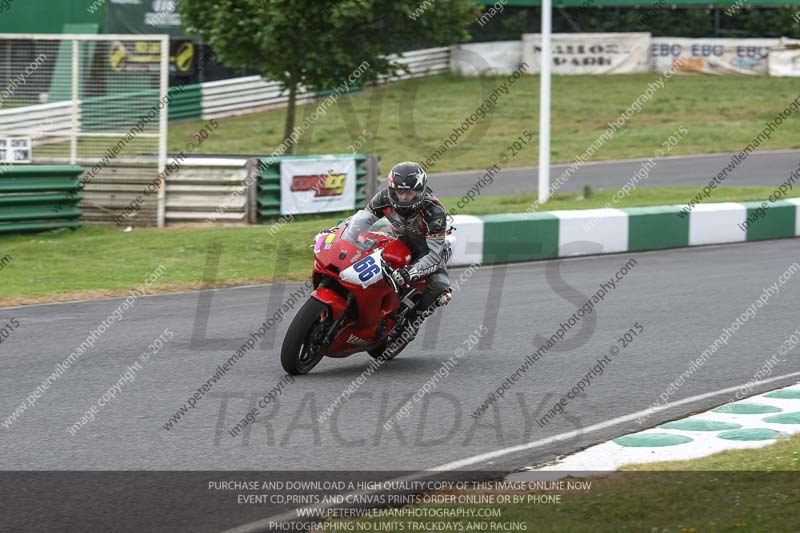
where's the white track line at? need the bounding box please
[433,371,800,471]
[0,282,303,311]
[222,371,800,533]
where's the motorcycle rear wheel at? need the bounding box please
[281,298,332,375]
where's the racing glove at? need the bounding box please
[391,267,419,288]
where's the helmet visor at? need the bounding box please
[389,188,422,208]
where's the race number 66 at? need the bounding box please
[353,256,380,282]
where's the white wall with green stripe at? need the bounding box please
[447,200,800,267]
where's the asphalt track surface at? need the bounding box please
[2,239,800,531]
[432,149,800,198]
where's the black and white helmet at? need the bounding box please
[387,161,427,216]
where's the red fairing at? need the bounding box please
[305,226,422,358]
[382,238,413,269]
[313,229,411,275]
[311,287,348,320]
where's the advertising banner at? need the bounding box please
[107,39,196,77]
[280,157,357,215]
[651,38,779,75]
[769,49,800,77]
[450,41,523,76]
[767,40,800,77]
[106,0,187,37]
[522,33,651,75]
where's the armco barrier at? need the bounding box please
[165,158,249,224]
[79,163,160,226]
[169,84,203,123]
[0,165,83,234]
[446,201,800,267]
[79,158,250,226]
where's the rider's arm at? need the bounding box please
[411,199,447,276]
[341,190,388,243]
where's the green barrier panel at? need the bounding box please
[168,84,203,123]
[257,158,282,218]
[481,212,559,263]
[106,76,152,94]
[0,193,80,205]
[355,154,367,206]
[0,179,81,193]
[0,165,84,234]
[743,200,796,241]
[81,87,161,132]
[0,220,83,234]
[257,154,369,222]
[0,205,82,222]
[0,166,87,192]
[315,85,363,98]
[81,83,203,127]
[624,205,690,251]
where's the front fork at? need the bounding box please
[321,293,354,349]
[397,288,418,318]
[388,287,418,339]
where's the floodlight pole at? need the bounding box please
[538,0,552,204]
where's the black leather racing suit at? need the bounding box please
[342,187,450,317]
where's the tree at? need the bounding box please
[180,0,477,154]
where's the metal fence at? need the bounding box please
[0,33,170,224]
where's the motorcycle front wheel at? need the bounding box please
[281,298,332,375]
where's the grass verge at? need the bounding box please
[0,220,337,306]
[333,435,800,532]
[168,73,800,174]
[442,184,800,215]
[2,185,798,306]
[623,433,800,471]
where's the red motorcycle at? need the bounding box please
[280,224,454,375]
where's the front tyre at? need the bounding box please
[281,298,332,375]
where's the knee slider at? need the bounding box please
[435,288,452,307]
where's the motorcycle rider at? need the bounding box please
[342,161,451,347]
